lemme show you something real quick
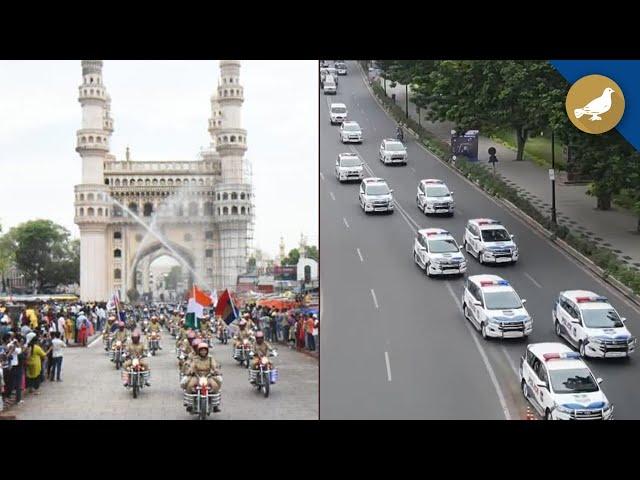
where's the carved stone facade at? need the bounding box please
[74,60,253,302]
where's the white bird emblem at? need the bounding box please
[574,87,614,121]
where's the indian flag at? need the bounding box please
[185,285,214,329]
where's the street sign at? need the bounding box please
[549,169,555,181]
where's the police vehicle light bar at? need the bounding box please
[423,179,443,184]
[479,279,510,287]
[477,219,499,225]
[575,296,608,303]
[543,352,581,361]
[424,230,450,237]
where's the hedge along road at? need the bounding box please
[319,61,640,420]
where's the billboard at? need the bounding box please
[273,266,297,281]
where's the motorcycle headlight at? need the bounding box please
[199,377,207,386]
[132,359,139,366]
[243,339,248,345]
[261,357,269,365]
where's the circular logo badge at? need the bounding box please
[566,74,625,134]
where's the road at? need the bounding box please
[13,330,318,420]
[319,61,640,419]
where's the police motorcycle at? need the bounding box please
[249,349,278,398]
[110,339,126,370]
[217,323,229,345]
[147,331,161,356]
[121,352,151,399]
[182,372,223,420]
[233,335,255,368]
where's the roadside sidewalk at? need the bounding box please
[381,79,640,270]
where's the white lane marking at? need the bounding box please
[501,346,520,379]
[89,335,102,348]
[445,281,511,420]
[371,289,379,309]
[411,167,416,174]
[356,248,364,262]
[320,172,325,181]
[384,351,392,382]
[396,206,418,233]
[329,191,335,201]
[343,217,350,229]
[524,272,543,289]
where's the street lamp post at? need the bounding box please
[551,130,557,228]
[405,84,409,119]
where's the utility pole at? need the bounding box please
[551,130,557,227]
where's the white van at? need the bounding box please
[323,75,337,95]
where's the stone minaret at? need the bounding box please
[74,60,111,301]
[212,61,253,290]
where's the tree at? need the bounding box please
[306,245,319,261]
[281,248,300,266]
[0,226,15,293]
[165,265,182,290]
[7,219,79,292]
[418,60,568,161]
[247,256,256,272]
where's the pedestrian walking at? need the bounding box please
[296,316,305,351]
[6,335,25,404]
[269,311,277,343]
[313,314,319,352]
[26,337,47,395]
[49,332,65,381]
[306,315,315,351]
[64,316,74,345]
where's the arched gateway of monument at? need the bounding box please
[73,60,254,302]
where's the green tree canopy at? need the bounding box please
[306,245,319,261]
[7,219,79,291]
[281,248,300,266]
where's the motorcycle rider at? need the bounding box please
[215,315,227,339]
[184,342,222,411]
[148,315,162,349]
[123,329,150,386]
[396,123,404,142]
[200,314,212,334]
[250,330,275,370]
[112,321,129,345]
[102,315,117,349]
[244,313,257,332]
[233,319,253,347]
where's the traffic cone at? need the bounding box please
[526,406,535,420]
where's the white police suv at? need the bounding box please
[378,138,407,165]
[520,342,613,420]
[335,62,347,75]
[462,274,532,339]
[416,179,455,216]
[553,290,636,358]
[413,228,466,277]
[335,153,364,183]
[329,103,348,125]
[340,121,363,144]
[462,218,518,264]
[359,177,394,214]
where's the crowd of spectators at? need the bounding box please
[243,303,319,354]
[0,301,106,413]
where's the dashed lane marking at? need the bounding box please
[524,272,543,289]
[357,248,364,262]
[445,281,511,420]
[320,172,325,181]
[343,217,350,229]
[384,351,392,382]
[329,191,335,201]
[371,289,379,310]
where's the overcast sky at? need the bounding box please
[0,60,318,259]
